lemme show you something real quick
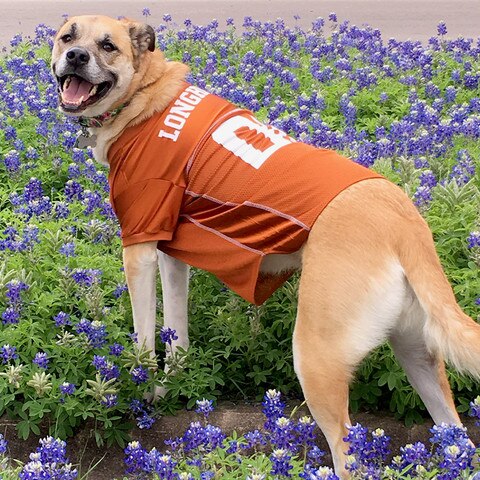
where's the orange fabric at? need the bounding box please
[108,83,382,305]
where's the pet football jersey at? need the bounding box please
[108,82,382,305]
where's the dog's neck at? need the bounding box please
[87,51,189,166]
[79,103,129,129]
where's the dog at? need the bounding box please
[51,15,480,478]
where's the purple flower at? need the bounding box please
[53,311,71,327]
[131,366,149,385]
[71,268,102,287]
[1,344,18,364]
[262,389,285,430]
[160,326,178,345]
[3,150,21,173]
[0,434,7,455]
[76,319,108,348]
[137,412,155,429]
[33,352,49,369]
[270,448,293,477]
[5,280,29,306]
[2,307,20,325]
[101,394,118,408]
[109,343,125,356]
[60,382,76,396]
[195,398,214,418]
[467,231,480,249]
[59,242,76,257]
[19,437,77,480]
[113,283,128,298]
[437,21,447,36]
[92,355,120,380]
[124,441,148,474]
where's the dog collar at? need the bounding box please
[79,103,129,128]
[75,103,129,149]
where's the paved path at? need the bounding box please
[0,0,479,48]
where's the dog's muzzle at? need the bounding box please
[55,48,116,114]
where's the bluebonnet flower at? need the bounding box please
[437,21,447,36]
[450,149,475,185]
[344,424,390,475]
[19,436,77,480]
[2,307,20,324]
[112,281,128,298]
[92,355,120,380]
[328,12,337,23]
[195,398,214,418]
[54,201,70,219]
[271,416,296,450]
[109,343,125,356]
[295,416,317,449]
[419,169,437,187]
[76,319,108,348]
[131,365,149,384]
[1,344,18,363]
[124,440,147,474]
[101,394,118,408]
[396,441,431,471]
[5,280,29,306]
[33,352,49,369]
[262,389,285,430]
[242,430,267,450]
[160,326,178,345]
[142,8,151,17]
[71,268,102,287]
[0,433,7,455]
[467,232,480,249]
[59,382,76,396]
[59,242,76,257]
[270,448,293,477]
[137,412,155,429]
[3,150,21,173]
[53,311,71,327]
[414,185,433,210]
[301,465,339,479]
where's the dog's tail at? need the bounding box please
[399,220,480,377]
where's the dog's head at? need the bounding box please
[51,15,155,117]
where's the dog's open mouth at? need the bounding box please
[59,74,113,112]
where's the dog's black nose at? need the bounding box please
[65,47,90,67]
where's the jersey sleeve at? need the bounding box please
[111,178,185,247]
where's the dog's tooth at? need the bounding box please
[89,85,98,96]
[63,76,71,91]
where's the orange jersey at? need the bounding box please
[108,83,382,305]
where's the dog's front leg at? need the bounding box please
[123,242,158,356]
[157,252,190,365]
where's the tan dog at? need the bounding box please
[52,15,480,478]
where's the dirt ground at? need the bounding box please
[3,402,480,479]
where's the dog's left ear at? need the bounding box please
[129,23,156,53]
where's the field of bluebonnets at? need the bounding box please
[0,10,479,479]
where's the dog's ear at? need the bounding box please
[128,22,156,53]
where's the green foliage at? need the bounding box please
[0,15,479,449]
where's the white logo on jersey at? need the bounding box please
[158,85,210,142]
[211,115,295,169]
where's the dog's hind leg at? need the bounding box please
[158,252,190,362]
[390,296,461,425]
[293,181,413,478]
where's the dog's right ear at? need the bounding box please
[128,22,156,53]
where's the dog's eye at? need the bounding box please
[61,34,72,43]
[102,42,116,52]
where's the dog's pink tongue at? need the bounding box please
[62,76,93,104]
